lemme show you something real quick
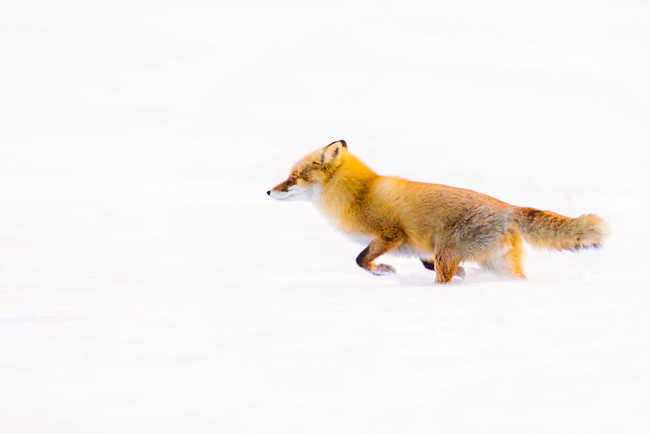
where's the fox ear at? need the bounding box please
[321,140,347,164]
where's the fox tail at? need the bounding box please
[513,207,609,251]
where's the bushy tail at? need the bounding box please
[513,207,609,251]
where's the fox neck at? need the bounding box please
[317,153,378,230]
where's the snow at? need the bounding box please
[2,0,650,432]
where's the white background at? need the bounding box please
[1,1,649,432]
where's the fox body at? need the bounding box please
[268,140,608,284]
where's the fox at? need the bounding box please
[267,140,609,284]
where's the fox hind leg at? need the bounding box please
[421,259,466,278]
[480,230,526,279]
[432,254,461,284]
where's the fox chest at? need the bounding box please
[315,203,372,242]
[318,209,371,243]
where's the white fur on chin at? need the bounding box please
[271,184,322,202]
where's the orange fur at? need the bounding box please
[269,141,609,284]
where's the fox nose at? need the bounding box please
[266,190,271,196]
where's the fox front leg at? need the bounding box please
[356,237,402,275]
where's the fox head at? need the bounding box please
[267,140,348,201]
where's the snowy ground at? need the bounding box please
[2,1,650,433]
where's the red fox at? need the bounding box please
[268,140,609,284]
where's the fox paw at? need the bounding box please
[372,264,396,275]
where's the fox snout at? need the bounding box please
[268,177,294,200]
[268,176,319,202]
